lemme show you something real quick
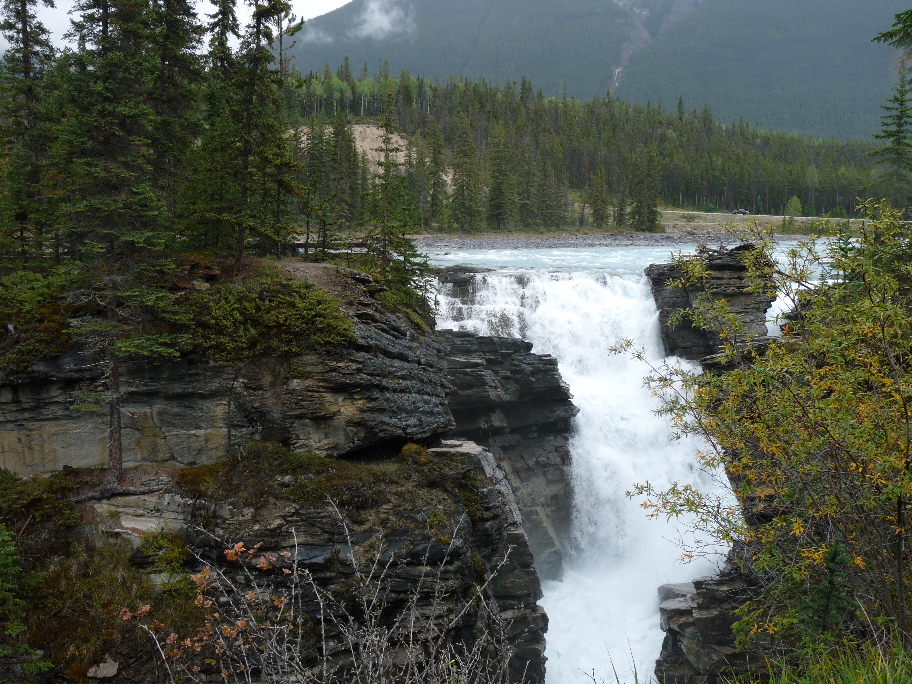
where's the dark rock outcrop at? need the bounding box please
[97,439,547,683]
[645,244,775,360]
[439,331,577,580]
[655,572,760,683]
[0,262,571,683]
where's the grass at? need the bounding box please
[762,647,912,684]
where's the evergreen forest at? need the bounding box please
[0,0,884,269]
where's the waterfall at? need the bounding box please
[436,265,724,683]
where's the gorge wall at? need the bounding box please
[645,243,775,361]
[647,245,774,684]
[0,262,577,683]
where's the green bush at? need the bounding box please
[188,270,354,364]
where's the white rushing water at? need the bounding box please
[432,247,727,684]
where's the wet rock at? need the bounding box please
[438,328,578,580]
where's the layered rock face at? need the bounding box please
[435,266,578,580]
[100,439,547,683]
[0,264,454,476]
[440,331,577,580]
[655,572,758,684]
[644,244,775,360]
[0,262,575,682]
[646,246,773,683]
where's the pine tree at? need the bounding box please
[205,0,237,79]
[424,117,447,225]
[330,110,359,227]
[629,150,661,232]
[365,96,428,296]
[590,171,608,228]
[228,0,297,263]
[614,183,627,228]
[148,0,203,216]
[57,0,179,493]
[872,63,912,205]
[517,137,541,229]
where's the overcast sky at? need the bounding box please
[25,0,351,47]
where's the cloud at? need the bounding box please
[300,25,334,44]
[348,0,415,40]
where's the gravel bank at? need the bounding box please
[417,230,810,252]
[418,232,726,252]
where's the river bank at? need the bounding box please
[416,229,810,253]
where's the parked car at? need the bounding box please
[731,209,749,215]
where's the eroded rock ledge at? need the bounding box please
[440,331,577,580]
[0,262,578,682]
[645,244,775,360]
[655,572,758,684]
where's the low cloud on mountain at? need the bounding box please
[349,0,415,40]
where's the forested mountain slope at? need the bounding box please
[614,0,908,140]
[291,0,637,98]
[291,0,903,140]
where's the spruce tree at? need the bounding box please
[58,0,179,493]
[330,110,359,227]
[148,0,203,216]
[365,96,427,297]
[872,62,912,205]
[629,150,661,232]
[517,137,541,229]
[227,0,298,262]
[614,183,628,228]
[424,117,447,225]
[590,171,608,228]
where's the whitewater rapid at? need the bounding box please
[433,247,726,683]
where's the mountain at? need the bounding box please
[289,0,904,140]
[290,0,638,97]
[613,0,909,140]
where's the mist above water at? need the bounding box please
[434,249,727,683]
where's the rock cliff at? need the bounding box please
[644,244,775,360]
[0,263,455,476]
[0,262,577,682]
[654,571,759,684]
[92,439,547,683]
[434,266,578,580]
[646,246,772,683]
[440,331,577,580]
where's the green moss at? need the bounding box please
[377,287,433,331]
[0,270,72,381]
[471,548,486,580]
[0,469,81,530]
[25,535,154,683]
[456,472,485,522]
[172,463,226,498]
[138,530,189,574]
